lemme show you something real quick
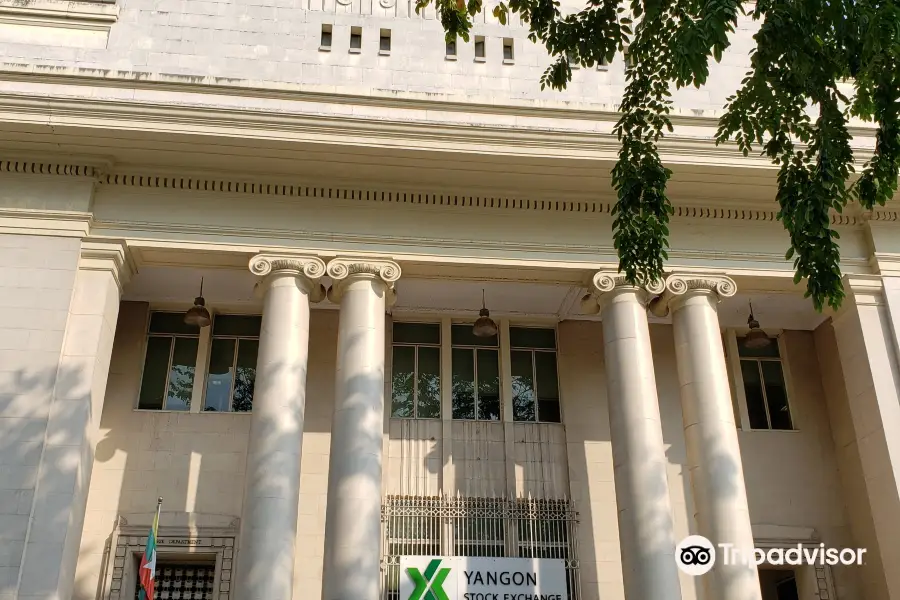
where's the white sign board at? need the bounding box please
[399,556,567,600]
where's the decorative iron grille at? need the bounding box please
[133,562,215,600]
[381,495,579,600]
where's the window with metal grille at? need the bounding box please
[381,495,579,600]
[134,560,216,600]
[736,337,793,430]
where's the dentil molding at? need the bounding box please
[1,158,892,225]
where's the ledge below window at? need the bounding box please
[0,0,118,49]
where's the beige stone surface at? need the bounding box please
[62,288,873,600]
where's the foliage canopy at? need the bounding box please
[416,0,900,310]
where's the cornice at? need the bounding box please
[0,66,779,127]
[828,274,886,326]
[0,92,765,164]
[0,65,881,142]
[0,207,93,238]
[79,238,135,291]
[0,0,118,30]
[1,158,887,226]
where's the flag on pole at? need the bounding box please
[139,497,163,600]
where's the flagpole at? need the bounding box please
[139,497,164,600]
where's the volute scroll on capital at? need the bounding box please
[248,254,328,301]
[649,273,738,317]
[326,257,402,305]
[581,271,665,315]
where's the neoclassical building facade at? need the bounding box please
[0,1,899,600]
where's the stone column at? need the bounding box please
[322,257,400,600]
[582,272,683,600]
[829,275,900,598]
[235,254,326,600]
[652,274,761,600]
[16,240,132,600]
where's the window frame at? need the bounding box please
[509,326,561,424]
[725,329,797,432]
[201,314,261,413]
[136,311,204,412]
[389,321,442,420]
[389,315,563,424]
[450,323,501,422]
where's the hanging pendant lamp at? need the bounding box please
[184,277,212,328]
[472,289,498,337]
[743,301,771,349]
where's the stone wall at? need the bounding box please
[71,299,860,600]
[0,234,80,600]
[0,0,761,111]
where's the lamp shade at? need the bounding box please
[184,297,211,327]
[743,326,771,349]
[743,303,771,349]
[473,307,498,337]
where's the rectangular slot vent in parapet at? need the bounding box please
[502,37,514,62]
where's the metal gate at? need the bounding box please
[381,494,580,599]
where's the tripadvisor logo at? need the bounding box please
[407,559,452,600]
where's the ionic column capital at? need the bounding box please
[249,253,327,301]
[650,273,737,316]
[326,257,401,305]
[581,271,664,315]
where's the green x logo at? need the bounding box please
[407,559,452,600]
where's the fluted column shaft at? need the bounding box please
[236,255,326,600]
[658,275,761,600]
[322,258,400,600]
[586,273,683,600]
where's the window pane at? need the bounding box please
[452,348,476,419]
[510,327,556,349]
[511,350,535,422]
[737,338,780,358]
[477,349,500,421]
[452,324,498,347]
[233,339,258,412]
[391,346,415,418]
[416,347,441,418]
[166,338,198,411]
[138,337,172,410]
[741,360,769,429]
[535,351,561,422]
[204,339,235,412]
[213,315,261,337]
[393,323,440,345]
[761,361,792,430]
[149,312,200,335]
